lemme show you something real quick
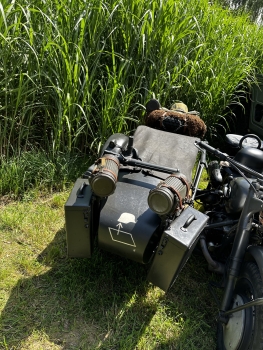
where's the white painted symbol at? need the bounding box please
[117,212,136,224]
[108,212,136,247]
[116,222,123,235]
[108,227,136,247]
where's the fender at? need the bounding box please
[100,133,129,156]
[246,245,263,282]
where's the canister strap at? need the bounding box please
[168,174,191,199]
[160,183,184,209]
[92,155,120,180]
[94,155,120,168]
[157,174,190,210]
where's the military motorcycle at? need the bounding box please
[65,104,263,349]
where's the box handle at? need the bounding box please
[180,214,196,232]
[77,182,88,198]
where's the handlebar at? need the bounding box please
[195,141,228,161]
[195,141,263,181]
[105,150,181,174]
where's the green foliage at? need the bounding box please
[0,150,89,198]
[0,0,262,158]
[217,0,263,23]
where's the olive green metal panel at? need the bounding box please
[98,171,161,263]
[65,178,93,258]
[147,206,208,292]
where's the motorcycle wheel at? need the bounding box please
[217,262,263,350]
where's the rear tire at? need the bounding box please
[217,262,263,349]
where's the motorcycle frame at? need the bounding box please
[220,182,263,317]
[195,141,263,323]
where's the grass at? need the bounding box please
[0,189,221,350]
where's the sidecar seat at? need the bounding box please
[133,125,200,182]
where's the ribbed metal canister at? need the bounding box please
[89,155,120,197]
[148,174,188,215]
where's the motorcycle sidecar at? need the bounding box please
[65,125,208,292]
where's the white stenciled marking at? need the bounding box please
[108,227,136,247]
[116,222,123,235]
[117,212,136,224]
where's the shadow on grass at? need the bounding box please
[0,228,218,349]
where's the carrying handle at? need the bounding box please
[180,214,196,232]
[77,182,88,198]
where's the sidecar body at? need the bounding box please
[65,125,209,292]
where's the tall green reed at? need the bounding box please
[0,0,262,159]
